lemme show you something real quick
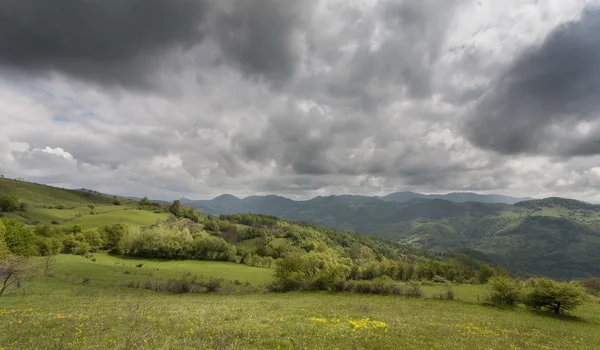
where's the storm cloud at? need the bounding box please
[0,0,207,87]
[464,7,600,157]
[1,0,600,202]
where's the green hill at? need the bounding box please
[0,178,170,229]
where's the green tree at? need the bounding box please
[477,264,496,284]
[2,219,37,257]
[168,200,184,217]
[489,275,522,305]
[0,194,20,212]
[523,278,587,314]
[0,220,8,256]
[99,223,129,253]
[140,197,151,206]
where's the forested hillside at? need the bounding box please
[187,194,600,278]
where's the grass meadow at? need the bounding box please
[1,254,599,349]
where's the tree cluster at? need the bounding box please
[489,275,587,314]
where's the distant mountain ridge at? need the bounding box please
[382,191,532,204]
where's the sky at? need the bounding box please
[2,0,600,201]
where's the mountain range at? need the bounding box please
[184,193,600,279]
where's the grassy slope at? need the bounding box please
[0,254,599,349]
[0,178,170,229]
[33,253,275,289]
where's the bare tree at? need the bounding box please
[43,255,56,277]
[0,255,31,296]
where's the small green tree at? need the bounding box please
[477,264,496,284]
[168,200,184,217]
[523,278,587,314]
[0,194,20,212]
[2,219,37,256]
[489,275,522,305]
[140,197,151,206]
[99,223,129,253]
[0,220,8,255]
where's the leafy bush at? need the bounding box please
[522,278,587,314]
[432,275,449,284]
[342,277,404,295]
[489,276,522,305]
[1,219,37,256]
[0,194,20,212]
[273,250,352,291]
[405,281,423,298]
[98,223,128,253]
[435,286,455,300]
[206,278,222,293]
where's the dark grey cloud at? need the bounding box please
[464,7,600,157]
[0,0,207,87]
[210,0,312,84]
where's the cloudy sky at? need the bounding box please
[2,0,600,201]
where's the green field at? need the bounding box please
[1,254,599,349]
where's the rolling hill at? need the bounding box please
[0,178,171,229]
[186,194,600,279]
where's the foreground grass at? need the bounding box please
[0,254,599,349]
[1,291,599,349]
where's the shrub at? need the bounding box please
[489,276,522,305]
[432,275,449,284]
[477,264,496,284]
[522,278,587,314]
[2,219,37,257]
[135,263,144,268]
[0,194,20,212]
[81,277,91,285]
[19,202,29,212]
[406,281,423,298]
[435,286,455,300]
[51,221,60,225]
[125,281,140,289]
[206,278,222,293]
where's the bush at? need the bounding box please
[125,281,140,289]
[489,276,522,305]
[19,202,29,212]
[0,194,20,212]
[405,281,423,298]
[432,275,449,284]
[2,219,37,256]
[435,286,455,300]
[206,278,222,293]
[522,278,587,314]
